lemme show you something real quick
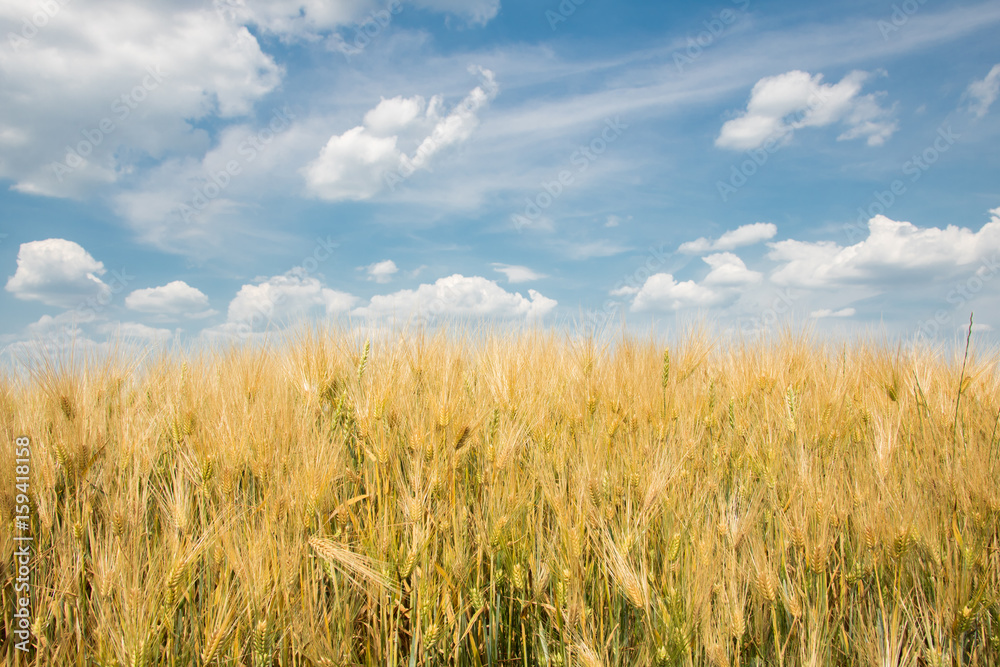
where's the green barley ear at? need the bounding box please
[488,407,499,444]
[468,584,484,610]
[661,350,670,388]
[424,622,440,648]
[784,384,797,433]
[667,532,681,562]
[253,619,270,667]
[357,339,370,381]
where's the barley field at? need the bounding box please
[2,327,999,666]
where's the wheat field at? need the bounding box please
[1,326,999,666]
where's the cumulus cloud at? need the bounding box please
[492,263,548,283]
[630,274,724,312]
[0,1,282,198]
[679,222,777,254]
[810,308,856,319]
[97,321,174,341]
[716,70,897,150]
[5,239,110,308]
[367,260,399,283]
[701,252,763,286]
[125,281,215,319]
[768,211,1000,288]
[226,270,357,329]
[364,96,427,136]
[303,68,498,201]
[628,253,759,312]
[354,274,557,320]
[967,64,1000,118]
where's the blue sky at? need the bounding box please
[1,0,999,359]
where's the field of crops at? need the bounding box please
[2,327,999,666]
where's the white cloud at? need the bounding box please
[302,126,402,201]
[810,308,856,319]
[364,96,428,136]
[97,321,174,341]
[701,252,763,286]
[630,274,724,312]
[303,68,498,201]
[367,260,399,283]
[716,70,897,151]
[679,222,777,254]
[0,1,282,198]
[610,284,640,297]
[125,281,215,319]
[492,263,548,283]
[226,0,377,38]
[632,252,764,312]
[628,252,759,312]
[967,64,1000,118]
[5,239,109,308]
[22,312,93,338]
[768,211,1000,288]
[412,0,500,25]
[354,274,557,320]
[231,0,500,39]
[605,214,631,228]
[226,270,357,329]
